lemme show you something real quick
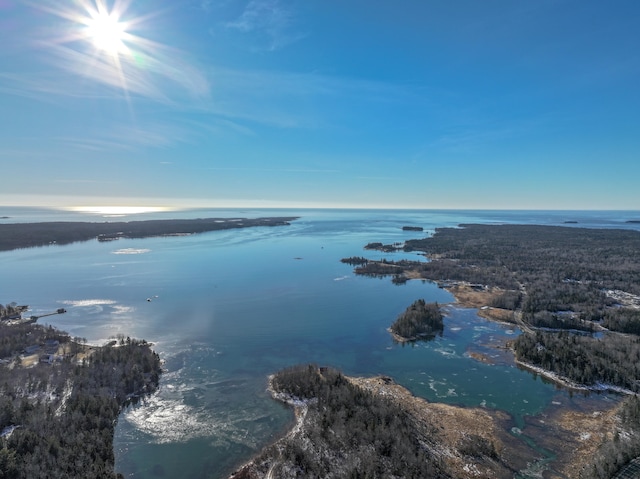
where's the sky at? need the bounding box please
[1,0,639,210]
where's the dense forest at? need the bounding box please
[389,300,443,341]
[0,320,161,478]
[0,217,297,251]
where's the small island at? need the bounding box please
[389,299,443,342]
[364,241,402,252]
[0,216,298,251]
[402,225,424,231]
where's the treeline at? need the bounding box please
[0,328,161,478]
[340,256,369,266]
[581,396,640,478]
[0,217,297,251]
[256,365,450,478]
[513,331,640,392]
[364,242,401,252]
[390,300,443,341]
[354,259,520,291]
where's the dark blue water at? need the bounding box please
[1,208,638,478]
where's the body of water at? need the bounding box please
[1,208,638,478]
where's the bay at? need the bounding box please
[1,208,638,478]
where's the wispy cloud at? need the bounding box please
[224,0,306,51]
[52,121,197,152]
[42,42,209,105]
[204,66,424,129]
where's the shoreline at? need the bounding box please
[515,359,636,396]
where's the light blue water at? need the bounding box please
[1,208,638,478]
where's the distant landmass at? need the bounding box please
[0,217,298,251]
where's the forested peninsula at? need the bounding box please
[231,365,640,479]
[230,365,526,479]
[0,316,161,478]
[0,217,297,251]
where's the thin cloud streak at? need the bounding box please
[207,167,340,174]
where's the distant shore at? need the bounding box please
[0,216,298,251]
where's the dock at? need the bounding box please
[29,308,67,321]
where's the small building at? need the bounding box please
[44,339,59,353]
[23,345,41,355]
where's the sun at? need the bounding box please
[83,3,130,56]
[85,7,129,55]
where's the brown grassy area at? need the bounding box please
[521,396,621,479]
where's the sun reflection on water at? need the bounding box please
[67,205,173,215]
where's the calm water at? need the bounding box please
[1,208,639,478]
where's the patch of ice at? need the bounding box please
[112,248,151,255]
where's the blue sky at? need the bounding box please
[1,0,639,210]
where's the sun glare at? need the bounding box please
[86,9,128,55]
[33,0,207,105]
